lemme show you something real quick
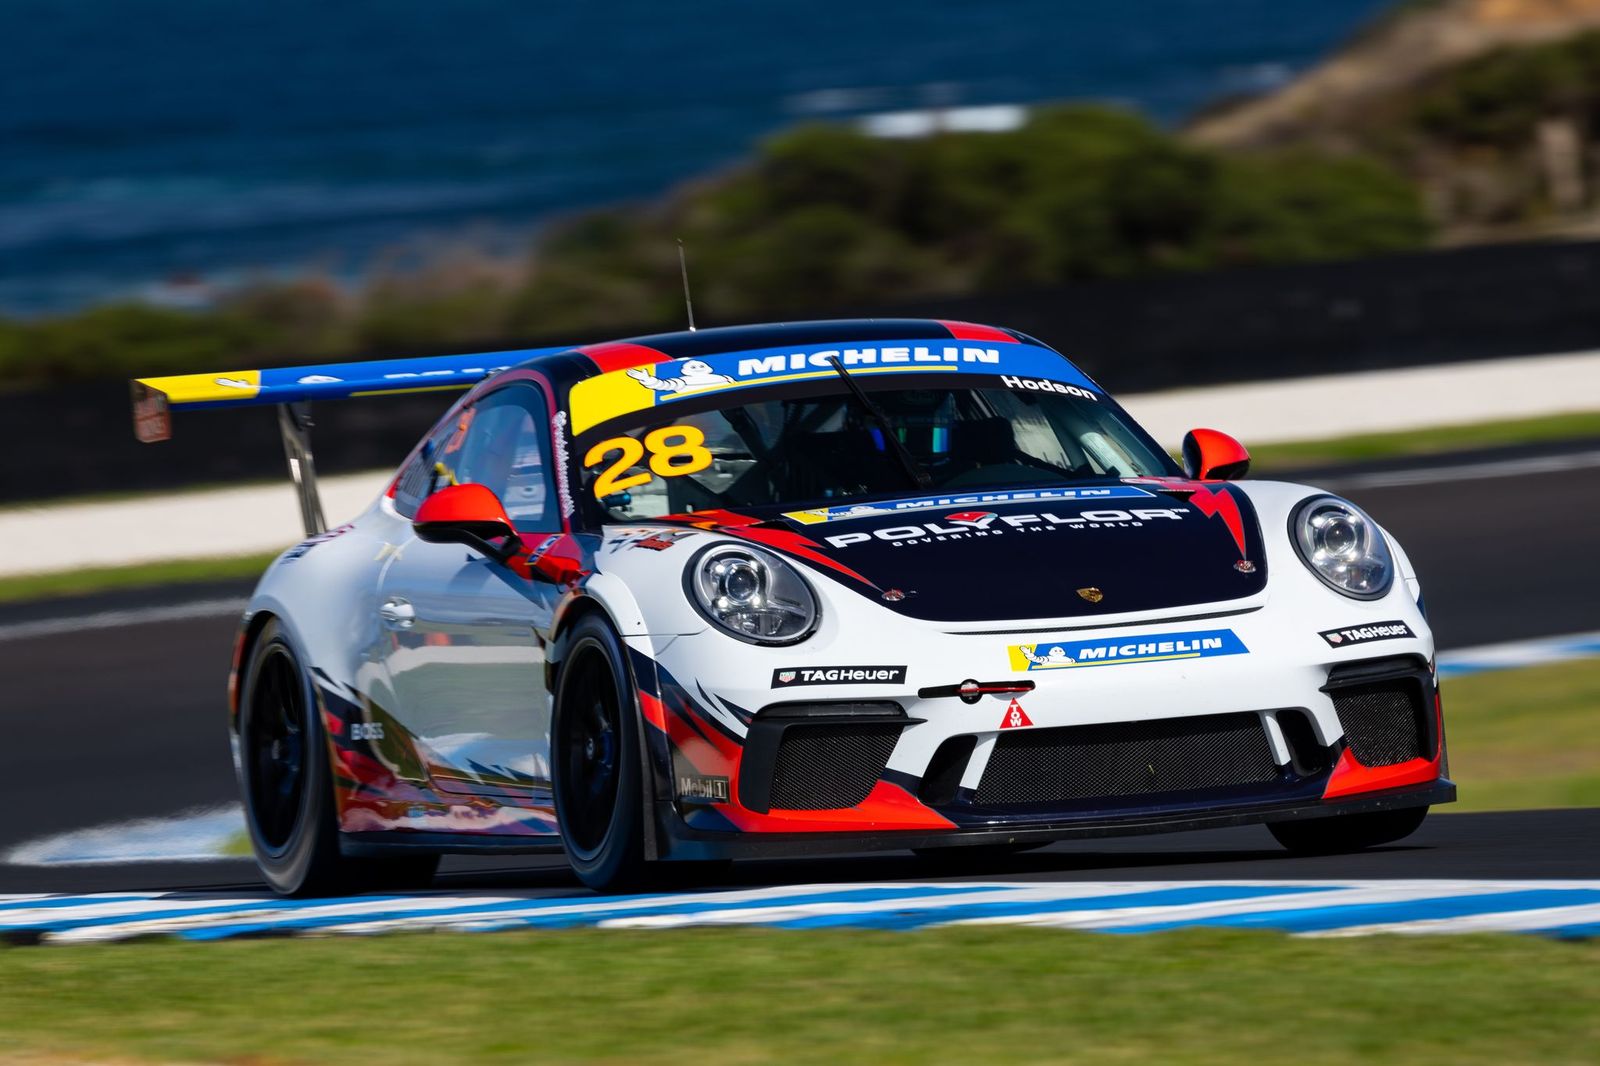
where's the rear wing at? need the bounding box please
[131,347,566,536]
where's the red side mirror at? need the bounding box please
[414,483,518,557]
[1181,428,1251,481]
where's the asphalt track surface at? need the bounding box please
[4,444,1598,896]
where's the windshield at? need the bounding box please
[576,376,1177,521]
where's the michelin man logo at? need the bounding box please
[1020,644,1075,668]
[626,360,735,394]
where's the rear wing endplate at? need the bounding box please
[131,347,566,536]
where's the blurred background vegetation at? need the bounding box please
[0,107,1436,385]
[7,3,1600,387]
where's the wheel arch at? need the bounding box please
[546,595,665,863]
[229,608,280,733]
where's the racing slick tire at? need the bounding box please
[239,619,439,896]
[1267,806,1429,856]
[552,613,650,893]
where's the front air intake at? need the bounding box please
[1330,682,1430,766]
[767,722,902,810]
[738,702,915,813]
[974,711,1279,807]
[1322,656,1435,768]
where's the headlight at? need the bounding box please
[1290,495,1394,599]
[685,543,818,644]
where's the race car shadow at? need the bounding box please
[427,822,1439,896]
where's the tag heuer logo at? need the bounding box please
[771,665,908,688]
[1319,621,1415,648]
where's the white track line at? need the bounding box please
[299,882,998,937]
[1306,902,1600,938]
[7,881,1599,943]
[0,597,245,643]
[939,883,1514,931]
[1438,630,1600,677]
[2,804,244,866]
[1323,448,1600,490]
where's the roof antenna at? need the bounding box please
[677,238,697,331]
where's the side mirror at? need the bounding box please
[414,483,519,560]
[1181,428,1251,481]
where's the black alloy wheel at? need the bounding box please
[552,614,650,892]
[559,653,623,854]
[238,619,438,895]
[246,644,307,851]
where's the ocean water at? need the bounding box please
[0,0,1393,314]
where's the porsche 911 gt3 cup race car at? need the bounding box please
[132,318,1453,894]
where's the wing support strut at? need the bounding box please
[277,402,326,537]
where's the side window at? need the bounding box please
[397,384,559,533]
[392,408,471,519]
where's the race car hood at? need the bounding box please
[684,482,1269,624]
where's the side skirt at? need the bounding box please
[340,831,566,858]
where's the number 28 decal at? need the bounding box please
[584,425,712,498]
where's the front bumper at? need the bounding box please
[656,778,1455,860]
[634,601,1451,859]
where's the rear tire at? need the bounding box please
[238,619,439,895]
[552,614,650,893]
[1268,806,1429,856]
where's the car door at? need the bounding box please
[377,382,562,798]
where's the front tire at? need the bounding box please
[1268,806,1429,856]
[238,619,438,895]
[552,614,649,892]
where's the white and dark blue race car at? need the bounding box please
[133,319,1453,894]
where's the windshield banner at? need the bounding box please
[568,339,1099,435]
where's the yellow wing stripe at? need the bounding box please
[133,370,261,405]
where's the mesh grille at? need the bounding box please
[1332,682,1427,767]
[768,723,901,810]
[975,712,1278,806]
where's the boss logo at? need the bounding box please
[351,722,386,742]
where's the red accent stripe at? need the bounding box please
[1322,748,1441,799]
[660,509,878,588]
[637,690,667,733]
[579,341,671,373]
[1186,483,1248,559]
[717,779,957,833]
[938,320,1015,343]
[725,525,878,588]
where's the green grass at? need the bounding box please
[218,829,252,858]
[0,927,1596,1065]
[0,552,278,605]
[1246,410,1600,472]
[1442,656,1600,813]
